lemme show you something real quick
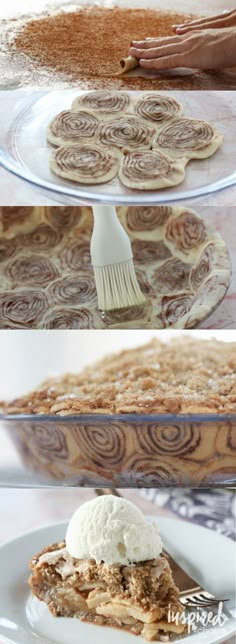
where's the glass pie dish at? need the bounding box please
[0,90,236,205]
[0,205,231,329]
[0,412,235,487]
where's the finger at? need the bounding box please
[175,19,226,33]
[130,35,181,49]
[173,11,233,33]
[129,42,184,59]
[173,19,205,30]
[173,10,231,29]
[139,54,184,70]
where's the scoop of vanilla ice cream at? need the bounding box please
[66,495,163,565]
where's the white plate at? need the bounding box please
[0,90,236,205]
[0,517,235,644]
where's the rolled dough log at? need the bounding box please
[119,55,139,74]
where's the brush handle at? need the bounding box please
[91,205,133,266]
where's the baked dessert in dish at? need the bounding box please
[29,496,185,641]
[1,336,235,486]
[4,336,236,416]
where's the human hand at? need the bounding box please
[173,9,236,34]
[129,28,236,71]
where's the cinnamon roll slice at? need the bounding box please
[60,238,91,271]
[125,206,171,232]
[49,275,97,306]
[5,255,59,287]
[0,290,48,328]
[132,239,171,264]
[22,224,62,251]
[71,91,130,118]
[153,117,223,159]
[166,211,207,252]
[151,258,191,293]
[47,110,99,147]
[50,144,120,184]
[43,308,94,329]
[45,206,84,231]
[0,207,35,237]
[134,94,183,124]
[0,238,18,262]
[119,149,187,190]
[97,116,153,151]
[160,293,193,327]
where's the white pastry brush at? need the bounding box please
[91,205,146,311]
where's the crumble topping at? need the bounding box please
[2,337,236,415]
[30,540,178,611]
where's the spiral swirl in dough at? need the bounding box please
[166,211,207,253]
[135,94,183,123]
[50,144,120,184]
[216,422,236,456]
[0,238,18,263]
[44,308,94,329]
[126,206,171,231]
[132,239,171,264]
[45,206,84,231]
[123,455,185,487]
[153,117,223,159]
[5,255,59,287]
[160,293,193,326]
[137,423,201,457]
[47,110,99,146]
[23,422,69,460]
[97,116,153,150]
[71,423,126,469]
[0,290,48,328]
[119,150,186,190]
[72,91,130,117]
[22,224,62,251]
[49,275,97,306]
[60,239,91,271]
[190,245,213,290]
[152,258,191,293]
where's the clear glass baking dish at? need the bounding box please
[0,90,236,205]
[1,413,235,487]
